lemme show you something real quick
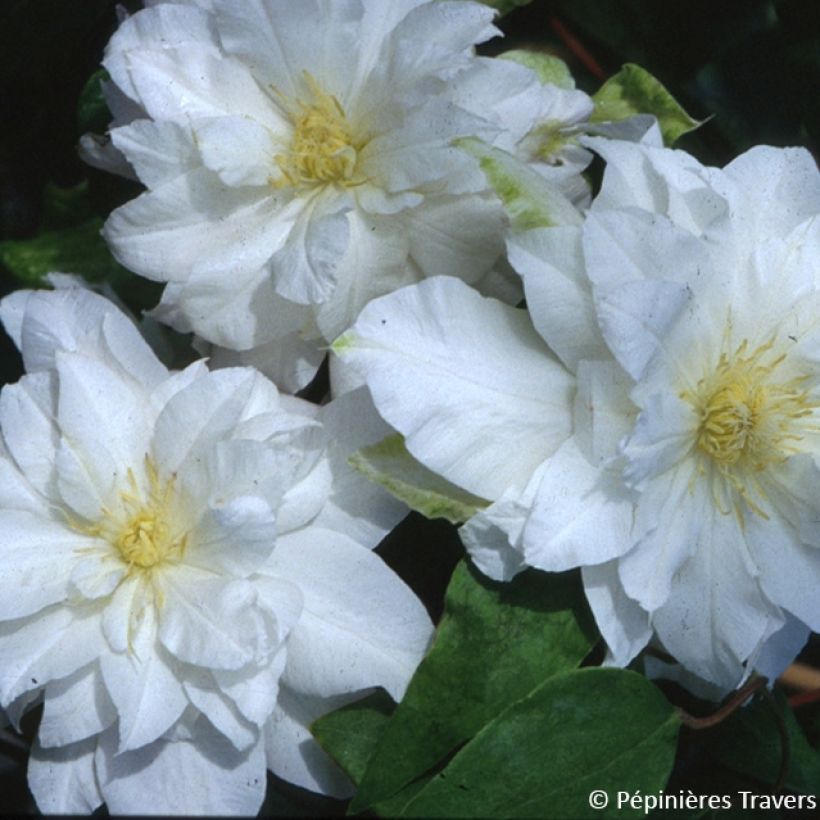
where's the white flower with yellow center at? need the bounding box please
[336,138,820,692]
[88,0,594,391]
[0,283,431,814]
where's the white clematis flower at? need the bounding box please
[89,0,595,391]
[0,283,431,815]
[336,139,820,692]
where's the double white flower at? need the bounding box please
[0,283,432,814]
[87,0,594,390]
[337,135,820,692]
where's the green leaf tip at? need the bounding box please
[456,137,582,231]
[499,49,575,89]
[0,218,125,286]
[349,434,488,524]
[592,63,702,146]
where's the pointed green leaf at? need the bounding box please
[591,63,702,145]
[706,689,820,795]
[77,67,111,135]
[456,137,583,231]
[0,218,125,286]
[349,434,489,524]
[400,668,681,818]
[41,181,94,231]
[349,562,597,813]
[500,49,575,89]
[310,690,396,787]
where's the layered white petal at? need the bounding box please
[272,528,433,701]
[96,723,267,817]
[338,277,573,500]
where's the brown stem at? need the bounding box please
[677,675,768,730]
[549,17,608,82]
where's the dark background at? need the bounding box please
[0,0,817,814]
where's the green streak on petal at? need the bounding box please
[456,137,582,231]
[592,63,702,145]
[349,434,489,524]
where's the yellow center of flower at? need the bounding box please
[114,460,187,570]
[75,457,188,573]
[684,337,817,516]
[273,72,360,188]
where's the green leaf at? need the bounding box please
[499,49,575,89]
[399,668,681,818]
[41,181,94,231]
[591,63,702,145]
[706,689,820,795]
[349,434,489,524]
[310,690,396,787]
[348,562,597,812]
[0,218,126,286]
[77,67,111,135]
[456,137,583,231]
[474,0,534,16]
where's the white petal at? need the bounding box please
[118,45,283,130]
[509,226,607,372]
[405,193,505,283]
[618,465,705,611]
[338,277,573,500]
[582,561,651,667]
[1,286,165,384]
[750,612,810,683]
[183,668,258,751]
[39,664,116,748]
[55,350,152,511]
[0,510,84,619]
[208,330,324,394]
[103,167,290,286]
[195,115,278,187]
[314,387,407,548]
[460,477,540,582]
[151,367,273,477]
[522,438,637,571]
[269,191,351,305]
[273,528,432,701]
[104,3,220,104]
[213,647,287,727]
[314,208,414,343]
[213,0,362,99]
[0,607,103,703]
[650,511,781,689]
[717,146,820,244]
[159,570,277,670]
[0,372,59,500]
[99,603,188,752]
[573,359,636,467]
[96,721,267,816]
[186,495,277,577]
[264,686,356,798]
[621,391,697,488]
[28,736,102,815]
[111,119,200,188]
[748,506,820,633]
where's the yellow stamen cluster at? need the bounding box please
[114,459,187,570]
[273,72,360,188]
[684,337,817,517]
